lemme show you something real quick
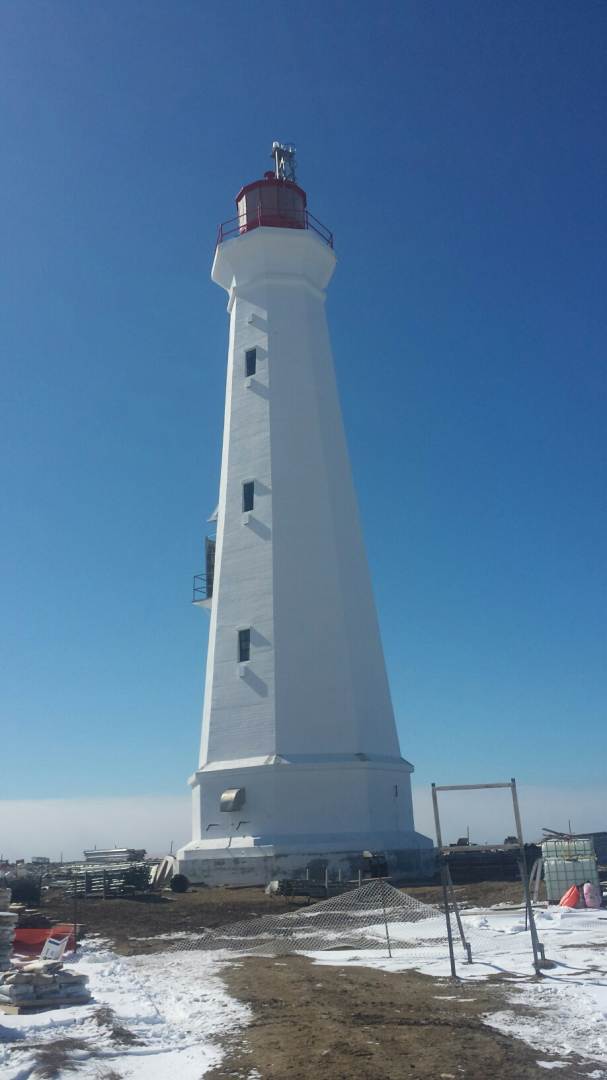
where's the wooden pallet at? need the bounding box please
[0,995,91,1014]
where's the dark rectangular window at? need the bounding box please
[238,628,251,663]
[242,481,254,513]
[245,348,257,377]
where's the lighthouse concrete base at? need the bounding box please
[176,831,435,888]
[177,757,434,886]
[176,760,434,885]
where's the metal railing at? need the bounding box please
[193,573,212,603]
[217,206,333,248]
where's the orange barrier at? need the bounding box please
[13,924,76,954]
[558,885,580,908]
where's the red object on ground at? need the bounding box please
[559,885,580,908]
[13,924,76,954]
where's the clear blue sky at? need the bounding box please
[2,2,605,809]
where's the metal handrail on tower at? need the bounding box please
[192,573,212,604]
[217,205,334,248]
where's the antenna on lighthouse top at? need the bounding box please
[271,141,297,182]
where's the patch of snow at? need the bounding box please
[0,939,250,1079]
[129,931,203,942]
[486,976,607,1070]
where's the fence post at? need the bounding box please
[511,779,544,975]
[440,859,457,979]
[445,862,472,963]
[380,879,392,959]
[72,877,78,955]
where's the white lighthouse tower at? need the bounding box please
[177,146,431,885]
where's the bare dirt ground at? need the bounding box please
[44,885,299,954]
[43,879,534,954]
[41,880,596,1080]
[206,955,593,1080]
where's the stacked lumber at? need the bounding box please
[0,888,17,970]
[0,959,90,1013]
[68,861,152,897]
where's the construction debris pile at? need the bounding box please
[0,887,17,970]
[0,885,90,1014]
[0,959,90,1012]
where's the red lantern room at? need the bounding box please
[235,173,307,233]
[216,142,334,248]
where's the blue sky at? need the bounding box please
[1,2,605,852]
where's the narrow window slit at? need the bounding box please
[242,481,254,513]
[238,628,251,663]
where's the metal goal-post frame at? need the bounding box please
[431,778,549,976]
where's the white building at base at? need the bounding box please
[177,149,432,885]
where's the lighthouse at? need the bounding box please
[177,145,432,885]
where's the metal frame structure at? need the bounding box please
[431,778,547,976]
[271,141,297,182]
[192,573,210,604]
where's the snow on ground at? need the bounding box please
[1,906,606,1076]
[307,905,607,1073]
[0,939,251,1079]
[128,930,203,941]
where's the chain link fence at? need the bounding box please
[167,881,453,959]
[165,880,548,976]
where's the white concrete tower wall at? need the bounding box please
[178,170,431,885]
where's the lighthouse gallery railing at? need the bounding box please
[216,206,333,248]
